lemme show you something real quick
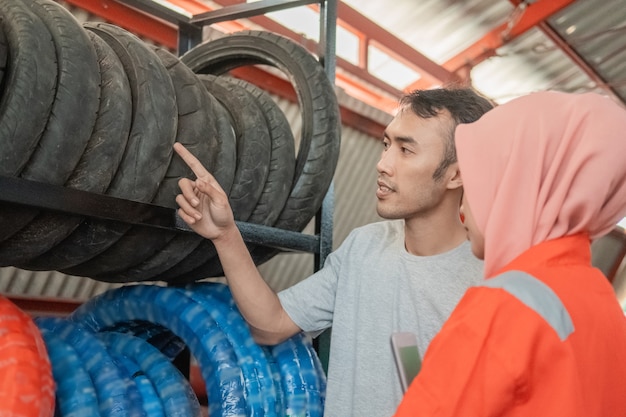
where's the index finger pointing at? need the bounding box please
[174,142,210,178]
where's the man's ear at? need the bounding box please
[446,162,463,190]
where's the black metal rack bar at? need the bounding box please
[189,0,320,25]
[0,176,320,253]
[316,0,337,269]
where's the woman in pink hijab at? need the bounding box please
[394,91,626,416]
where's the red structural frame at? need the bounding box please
[59,0,583,137]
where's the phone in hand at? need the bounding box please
[390,331,421,393]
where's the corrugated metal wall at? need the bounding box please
[0,267,124,300]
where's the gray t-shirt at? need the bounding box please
[278,220,483,417]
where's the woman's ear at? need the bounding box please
[446,162,463,190]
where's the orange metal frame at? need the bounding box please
[408,0,576,90]
[59,0,578,134]
[63,0,179,49]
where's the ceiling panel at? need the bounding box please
[342,0,626,107]
[549,0,626,104]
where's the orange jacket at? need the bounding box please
[394,233,626,416]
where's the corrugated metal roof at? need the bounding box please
[342,0,514,63]
[550,0,626,101]
[336,0,624,106]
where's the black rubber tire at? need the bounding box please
[0,0,56,177]
[58,30,131,194]
[0,22,7,95]
[89,47,219,283]
[150,74,294,284]
[0,0,56,243]
[26,22,176,277]
[19,0,100,184]
[150,45,219,206]
[97,232,206,283]
[150,72,274,283]
[180,30,341,233]
[83,22,177,202]
[21,30,133,272]
[0,0,103,266]
[87,46,220,283]
[197,73,272,222]
[207,92,238,196]
[169,75,298,282]
[149,241,219,284]
[66,222,177,281]
[116,92,240,284]
[221,76,296,225]
[60,22,178,279]
[74,77,237,283]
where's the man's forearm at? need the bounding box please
[213,226,301,344]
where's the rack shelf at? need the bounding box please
[0,0,339,271]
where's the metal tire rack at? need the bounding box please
[0,0,338,274]
[0,0,339,369]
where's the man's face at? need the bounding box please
[376,108,454,220]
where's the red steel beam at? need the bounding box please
[447,0,576,72]
[165,0,248,33]
[334,1,458,86]
[207,0,455,87]
[407,0,576,91]
[162,0,215,15]
[210,11,404,101]
[63,0,179,49]
[212,0,453,84]
[7,294,82,316]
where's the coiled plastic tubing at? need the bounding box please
[39,282,326,417]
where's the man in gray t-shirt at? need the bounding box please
[174,87,493,416]
[279,220,482,416]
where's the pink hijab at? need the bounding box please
[456,91,626,278]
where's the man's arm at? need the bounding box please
[173,142,301,344]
